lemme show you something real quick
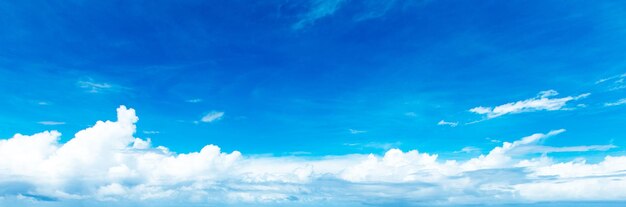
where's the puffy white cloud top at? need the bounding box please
[0,106,624,206]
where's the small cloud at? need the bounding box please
[186,99,202,103]
[455,146,480,153]
[404,112,417,117]
[201,111,224,123]
[437,120,459,127]
[486,138,502,143]
[38,121,65,125]
[77,79,114,93]
[596,73,626,84]
[605,98,626,107]
[143,130,160,134]
[349,129,367,134]
[37,101,50,105]
[469,90,589,120]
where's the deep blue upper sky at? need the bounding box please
[1,0,625,157]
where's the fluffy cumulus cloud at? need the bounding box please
[1,106,625,206]
[470,90,590,119]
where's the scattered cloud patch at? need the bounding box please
[348,129,366,134]
[0,106,623,206]
[201,111,224,123]
[437,120,458,127]
[605,98,626,107]
[37,121,65,125]
[469,90,590,120]
[37,101,50,105]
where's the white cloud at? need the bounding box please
[348,129,366,134]
[201,111,224,123]
[437,120,458,127]
[605,98,626,107]
[0,106,623,206]
[469,90,590,119]
[38,121,65,125]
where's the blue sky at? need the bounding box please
[1,0,626,206]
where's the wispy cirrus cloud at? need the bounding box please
[348,128,366,134]
[437,120,458,127]
[292,0,347,30]
[596,73,626,90]
[201,111,224,123]
[142,130,160,134]
[469,90,589,120]
[37,121,65,125]
[596,73,625,84]
[77,78,115,93]
[0,106,621,206]
[605,98,626,107]
[455,146,480,153]
[292,0,427,29]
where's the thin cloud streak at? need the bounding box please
[37,121,65,125]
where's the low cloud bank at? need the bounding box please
[0,106,623,206]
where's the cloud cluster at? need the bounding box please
[0,106,624,206]
[469,90,589,120]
